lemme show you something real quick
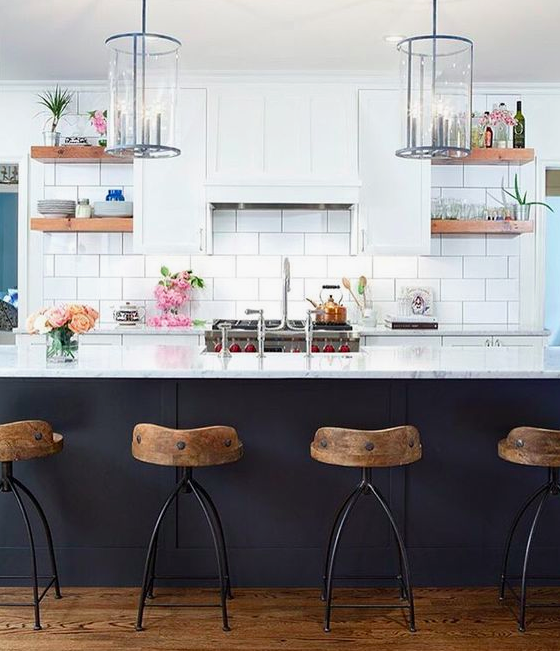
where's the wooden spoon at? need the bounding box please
[341,277,361,307]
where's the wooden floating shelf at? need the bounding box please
[432,148,534,166]
[30,146,133,164]
[30,218,133,233]
[431,219,534,234]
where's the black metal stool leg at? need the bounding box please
[499,482,550,600]
[323,482,364,633]
[191,478,233,600]
[6,477,41,630]
[368,482,416,632]
[12,477,62,599]
[320,483,364,602]
[518,488,551,632]
[189,479,231,632]
[136,475,187,631]
[146,529,159,600]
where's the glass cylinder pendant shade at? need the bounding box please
[396,35,473,159]
[105,32,181,158]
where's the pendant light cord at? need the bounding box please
[432,0,437,37]
[142,0,147,35]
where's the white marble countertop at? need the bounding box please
[2,343,560,379]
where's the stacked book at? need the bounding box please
[384,314,438,330]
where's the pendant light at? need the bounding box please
[105,0,181,158]
[395,0,473,159]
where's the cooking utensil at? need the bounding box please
[113,302,145,326]
[305,285,347,324]
[342,277,361,308]
[358,276,368,296]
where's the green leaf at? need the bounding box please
[526,201,555,211]
[160,266,170,277]
[193,319,206,326]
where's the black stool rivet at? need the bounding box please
[34,432,43,441]
[176,441,186,450]
[365,442,374,451]
[320,439,328,448]
[409,440,415,448]
[136,435,142,444]
[224,439,232,447]
[515,439,524,448]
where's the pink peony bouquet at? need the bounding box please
[89,110,107,136]
[479,108,518,128]
[148,266,204,328]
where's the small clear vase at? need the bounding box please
[46,328,79,364]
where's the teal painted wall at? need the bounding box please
[0,192,18,296]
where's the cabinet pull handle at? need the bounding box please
[199,228,204,252]
[485,338,491,347]
[494,338,501,347]
[361,229,365,253]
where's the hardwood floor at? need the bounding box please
[1,587,560,650]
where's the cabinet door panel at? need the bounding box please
[493,336,545,348]
[442,336,492,347]
[134,88,207,254]
[359,89,430,255]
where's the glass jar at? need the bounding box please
[46,329,79,364]
[75,199,92,219]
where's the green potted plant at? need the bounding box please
[37,86,74,146]
[503,174,553,221]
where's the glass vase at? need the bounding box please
[46,328,79,364]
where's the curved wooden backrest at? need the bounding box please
[499,426,560,467]
[311,425,422,468]
[0,420,63,462]
[132,423,243,467]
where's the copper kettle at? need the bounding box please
[306,285,347,324]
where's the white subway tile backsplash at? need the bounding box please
[260,278,304,301]
[429,235,441,256]
[440,235,486,256]
[327,256,372,278]
[441,187,486,204]
[508,301,520,324]
[283,209,327,233]
[191,255,236,278]
[44,255,54,277]
[433,301,462,324]
[56,163,100,186]
[237,255,281,278]
[486,278,519,301]
[78,233,122,254]
[305,233,349,256]
[43,165,55,186]
[43,185,78,201]
[122,278,156,300]
[100,255,145,278]
[464,165,508,189]
[374,256,418,279]
[369,279,395,301]
[55,255,99,277]
[144,255,191,277]
[289,255,328,278]
[431,166,463,188]
[463,301,507,324]
[486,235,520,256]
[213,210,236,233]
[44,277,77,300]
[418,256,462,279]
[463,256,508,278]
[123,233,134,254]
[44,233,77,254]
[214,278,259,301]
[508,256,520,279]
[261,233,304,255]
[237,210,281,233]
[100,163,133,186]
[396,279,441,301]
[327,210,351,233]
[214,233,259,255]
[78,278,122,300]
[79,186,117,204]
[440,279,484,301]
[190,300,236,321]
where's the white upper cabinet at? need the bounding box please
[358,89,430,255]
[133,88,207,254]
[207,85,358,184]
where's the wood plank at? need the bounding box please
[431,220,534,234]
[30,146,132,164]
[1,588,559,650]
[30,218,133,233]
[432,148,534,166]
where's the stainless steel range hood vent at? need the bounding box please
[210,202,354,211]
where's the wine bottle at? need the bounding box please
[514,100,525,148]
[484,111,493,148]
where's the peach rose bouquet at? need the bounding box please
[27,303,99,363]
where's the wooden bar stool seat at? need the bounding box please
[312,424,422,634]
[0,420,63,462]
[0,420,62,630]
[498,425,560,631]
[132,424,242,467]
[499,426,560,467]
[133,423,243,633]
[311,425,421,468]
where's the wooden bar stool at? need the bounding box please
[132,423,243,632]
[498,426,560,631]
[311,425,421,633]
[0,420,63,630]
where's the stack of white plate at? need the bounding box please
[93,201,133,218]
[37,200,76,218]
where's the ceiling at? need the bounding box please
[0,0,558,82]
